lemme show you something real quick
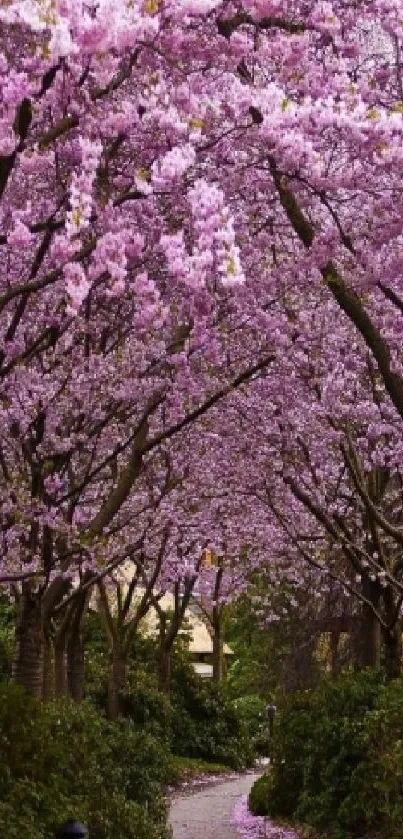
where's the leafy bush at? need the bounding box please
[232,695,272,756]
[84,626,253,771]
[0,683,169,839]
[170,658,254,769]
[255,690,315,818]
[257,671,382,836]
[84,646,109,709]
[295,671,382,836]
[345,678,403,839]
[0,597,15,680]
[121,668,172,740]
[249,774,272,816]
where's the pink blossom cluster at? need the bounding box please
[2,0,403,689]
[66,138,102,238]
[188,179,245,286]
[160,179,245,289]
[152,143,196,188]
[64,262,91,315]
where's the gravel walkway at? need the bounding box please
[169,771,261,839]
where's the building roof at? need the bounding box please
[93,569,233,657]
[193,662,214,678]
[140,592,233,655]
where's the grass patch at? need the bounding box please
[168,755,233,786]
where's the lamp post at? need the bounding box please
[266,703,276,737]
[57,820,89,839]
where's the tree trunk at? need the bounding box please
[382,586,401,678]
[12,589,44,697]
[66,594,88,701]
[158,643,171,694]
[212,613,224,682]
[67,632,85,700]
[383,626,402,678]
[330,629,341,678]
[356,578,381,669]
[357,607,381,668]
[54,637,68,697]
[107,643,127,720]
[42,631,55,700]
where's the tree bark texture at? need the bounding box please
[356,578,381,669]
[212,613,224,682]
[67,632,85,700]
[158,642,171,694]
[13,589,44,697]
[107,644,127,720]
[383,626,402,678]
[42,631,55,699]
[54,637,68,697]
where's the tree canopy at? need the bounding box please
[2,0,403,689]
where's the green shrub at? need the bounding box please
[0,683,169,839]
[345,677,403,839]
[121,669,172,740]
[84,646,109,709]
[232,695,271,756]
[84,620,254,770]
[264,671,382,836]
[0,597,15,680]
[263,690,315,818]
[249,774,272,816]
[297,671,382,836]
[170,659,253,769]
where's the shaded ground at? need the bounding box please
[169,771,261,839]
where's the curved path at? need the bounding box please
[169,772,261,839]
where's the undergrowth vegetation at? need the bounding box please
[0,613,256,838]
[249,671,403,839]
[0,684,170,839]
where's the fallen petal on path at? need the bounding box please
[231,795,300,839]
[170,772,261,839]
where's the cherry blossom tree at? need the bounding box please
[3,1,403,696]
[202,293,403,675]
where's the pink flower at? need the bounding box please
[64,262,91,314]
